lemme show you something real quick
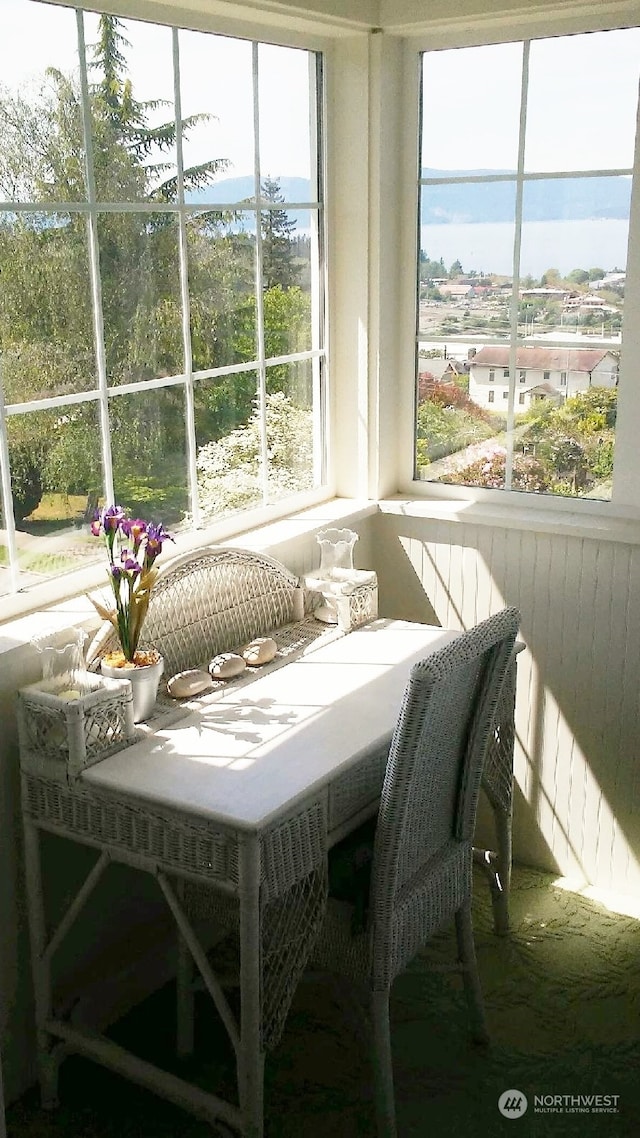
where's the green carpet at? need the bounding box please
[6,866,640,1137]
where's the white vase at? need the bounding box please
[100,655,164,724]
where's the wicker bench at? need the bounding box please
[85,545,355,692]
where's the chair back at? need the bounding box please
[369,608,519,979]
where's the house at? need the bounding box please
[468,345,619,410]
[2,0,640,1128]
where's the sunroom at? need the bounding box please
[1,0,640,1131]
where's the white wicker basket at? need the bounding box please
[17,671,135,783]
[335,577,378,631]
[305,569,378,632]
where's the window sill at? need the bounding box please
[0,497,378,660]
[380,494,640,546]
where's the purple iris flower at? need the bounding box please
[144,522,174,566]
[120,550,142,576]
[121,518,147,548]
[101,504,126,533]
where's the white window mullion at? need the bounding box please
[0,371,20,592]
[173,26,200,529]
[252,41,269,504]
[76,8,114,505]
[309,51,325,487]
[505,39,530,490]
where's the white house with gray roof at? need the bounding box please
[468,346,618,411]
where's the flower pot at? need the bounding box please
[100,650,164,724]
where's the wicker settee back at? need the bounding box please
[87,545,303,678]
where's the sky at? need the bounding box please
[421,28,640,174]
[0,0,314,181]
[3,1,640,218]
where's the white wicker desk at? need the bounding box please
[21,619,518,1138]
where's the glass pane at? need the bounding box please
[179,30,254,204]
[98,212,182,384]
[416,339,617,500]
[110,387,189,527]
[526,29,640,173]
[418,184,516,341]
[262,208,313,353]
[0,0,85,202]
[265,361,317,501]
[421,43,522,174]
[0,214,95,401]
[6,404,103,579]
[195,370,263,521]
[415,342,505,486]
[520,176,630,300]
[187,212,257,372]
[258,44,314,201]
[84,14,176,202]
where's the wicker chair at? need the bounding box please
[313,607,520,1138]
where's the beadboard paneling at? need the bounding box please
[373,510,640,897]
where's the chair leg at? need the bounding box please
[371,989,397,1138]
[455,902,489,1046]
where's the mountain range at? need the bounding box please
[419,169,631,224]
[186,171,632,225]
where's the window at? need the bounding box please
[488,390,495,403]
[415,28,636,499]
[518,393,525,405]
[503,368,510,378]
[560,371,567,386]
[489,369,495,382]
[0,1,326,596]
[502,391,509,400]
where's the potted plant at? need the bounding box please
[88,504,174,721]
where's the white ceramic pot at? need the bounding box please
[100,655,164,724]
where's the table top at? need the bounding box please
[83,620,459,831]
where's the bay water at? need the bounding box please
[421,218,629,278]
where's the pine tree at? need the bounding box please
[89,14,228,202]
[260,177,299,289]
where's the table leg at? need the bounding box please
[22,819,62,1107]
[0,1044,6,1138]
[176,878,195,1058]
[238,836,265,1138]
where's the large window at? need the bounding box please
[415,29,637,499]
[0,0,326,595]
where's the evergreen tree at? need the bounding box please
[260,177,299,289]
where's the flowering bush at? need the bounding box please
[90,504,173,664]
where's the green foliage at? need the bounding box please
[445,449,550,493]
[567,269,589,285]
[433,386,618,497]
[260,177,299,290]
[416,398,495,466]
[0,15,309,535]
[197,391,313,519]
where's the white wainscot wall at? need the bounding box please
[373,503,640,899]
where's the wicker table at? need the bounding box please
[21,619,519,1138]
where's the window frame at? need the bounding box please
[0,1,333,602]
[397,12,640,521]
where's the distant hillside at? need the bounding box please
[420,169,631,224]
[186,176,313,229]
[187,171,631,226]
